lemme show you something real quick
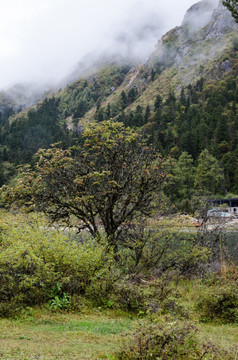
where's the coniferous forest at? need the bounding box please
[0,1,238,359]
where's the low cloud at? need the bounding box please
[0,0,219,89]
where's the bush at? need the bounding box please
[0,216,106,316]
[0,299,24,318]
[112,281,151,312]
[196,284,238,323]
[84,261,121,308]
[232,36,238,51]
[116,319,232,359]
[118,218,211,277]
[196,265,238,323]
[87,267,156,312]
[87,266,185,317]
[112,278,185,316]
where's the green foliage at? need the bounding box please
[112,277,183,316]
[88,278,149,312]
[118,217,211,277]
[85,257,121,308]
[168,152,195,203]
[0,216,105,316]
[0,298,24,318]
[221,151,238,192]
[116,319,230,359]
[194,149,224,194]
[1,60,238,197]
[0,161,16,187]
[48,282,70,311]
[48,293,70,311]
[197,283,238,324]
[222,0,238,22]
[2,120,167,249]
[85,217,211,314]
[87,271,180,314]
[232,36,238,50]
[0,97,70,166]
[0,66,130,184]
[60,65,129,120]
[0,212,211,318]
[196,265,238,324]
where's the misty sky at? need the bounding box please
[0,0,211,89]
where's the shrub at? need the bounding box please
[86,267,153,311]
[0,299,24,318]
[116,319,232,359]
[112,281,150,312]
[119,218,211,277]
[87,266,184,316]
[196,265,238,323]
[196,284,238,323]
[84,259,120,308]
[232,36,238,51]
[0,217,106,316]
[112,278,184,316]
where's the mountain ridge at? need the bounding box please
[0,0,238,193]
[74,0,237,123]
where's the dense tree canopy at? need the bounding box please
[194,149,224,195]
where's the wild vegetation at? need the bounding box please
[0,208,237,359]
[0,120,238,359]
[223,0,238,22]
[0,2,238,359]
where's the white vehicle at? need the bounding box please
[207,208,232,218]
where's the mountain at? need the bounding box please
[0,0,238,194]
[80,0,236,119]
[0,82,52,114]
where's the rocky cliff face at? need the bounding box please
[182,0,217,32]
[181,0,236,38]
[203,1,237,39]
[149,0,236,67]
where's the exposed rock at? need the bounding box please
[203,1,237,40]
[221,59,231,72]
[148,0,237,72]
[182,0,217,33]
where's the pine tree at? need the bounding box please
[172,151,195,200]
[194,149,224,194]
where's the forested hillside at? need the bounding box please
[0,0,237,197]
[1,3,238,359]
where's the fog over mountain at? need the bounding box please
[0,0,220,91]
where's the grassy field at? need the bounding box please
[0,309,133,360]
[0,211,238,359]
[1,308,238,360]
[198,323,238,356]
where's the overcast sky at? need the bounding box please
[0,0,213,89]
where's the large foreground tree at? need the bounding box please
[2,121,167,249]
